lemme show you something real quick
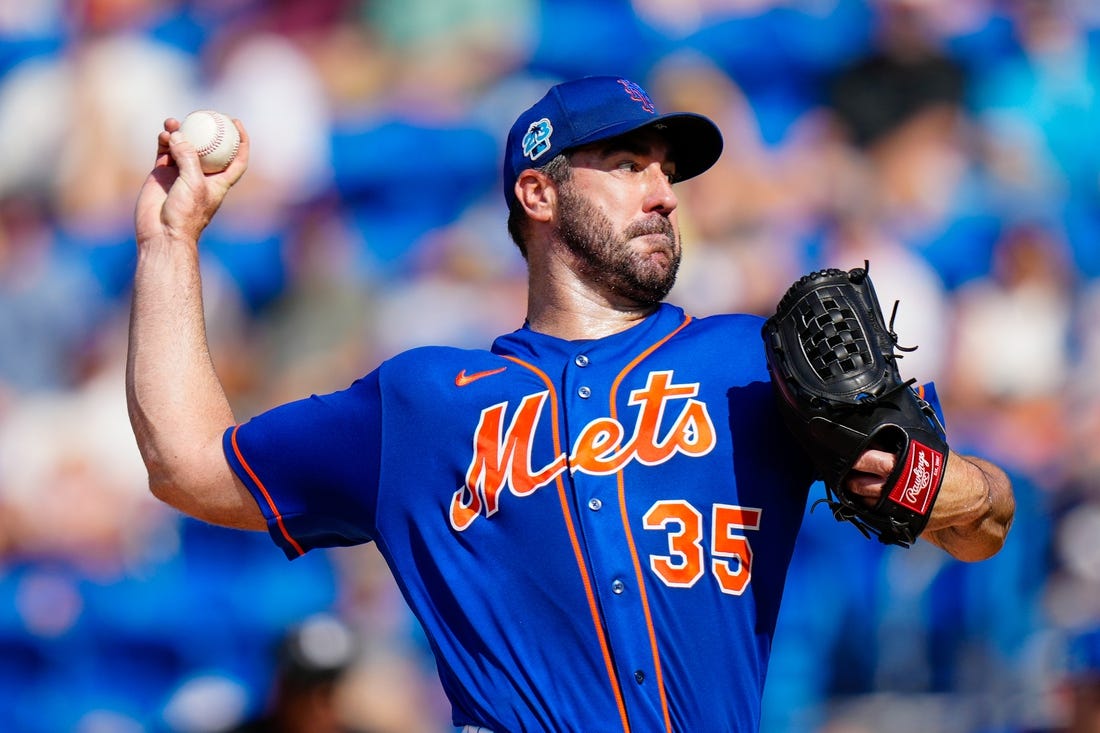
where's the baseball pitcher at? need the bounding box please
[127,76,1015,732]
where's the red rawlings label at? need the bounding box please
[888,440,944,515]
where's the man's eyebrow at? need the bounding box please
[582,136,677,171]
[568,134,679,180]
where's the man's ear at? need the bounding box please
[515,169,556,223]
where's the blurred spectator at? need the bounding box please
[227,614,375,733]
[0,193,110,395]
[0,337,161,571]
[678,0,876,144]
[970,0,1100,279]
[1030,627,1100,733]
[0,28,197,300]
[830,0,967,149]
[825,0,1004,291]
[951,222,1074,401]
[945,222,1074,482]
[363,0,535,108]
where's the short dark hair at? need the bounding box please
[506,153,572,258]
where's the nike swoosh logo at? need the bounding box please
[455,367,507,387]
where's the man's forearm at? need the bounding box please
[923,455,1015,562]
[126,237,256,528]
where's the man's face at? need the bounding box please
[552,132,681,306]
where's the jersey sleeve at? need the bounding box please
[918,380,947,428]
[223,371,383,559]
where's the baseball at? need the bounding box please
[179,110,240,174]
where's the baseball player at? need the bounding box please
[127,76,1015,732]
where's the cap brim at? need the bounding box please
[567,112,723,182]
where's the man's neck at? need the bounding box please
[525,272,658,340]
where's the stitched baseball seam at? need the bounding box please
[194,111,224,157]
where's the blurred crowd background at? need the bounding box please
[1,0,1100,730]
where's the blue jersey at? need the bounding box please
[224,303,815,732]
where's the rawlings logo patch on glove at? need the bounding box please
[761,262,948,547]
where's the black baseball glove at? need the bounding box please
[761,263,949,547]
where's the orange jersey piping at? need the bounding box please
[229,425,306,557]
[502,354,632,733]
[608,313,693,733]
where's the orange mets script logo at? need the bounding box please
[449,371,716,530]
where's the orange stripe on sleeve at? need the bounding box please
[229,425,306,557]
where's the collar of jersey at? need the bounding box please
[491,302,688,363]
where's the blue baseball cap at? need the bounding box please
[503,76,724,205]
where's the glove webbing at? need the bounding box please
[794,280,916,388]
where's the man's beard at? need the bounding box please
[555,184,680,306]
